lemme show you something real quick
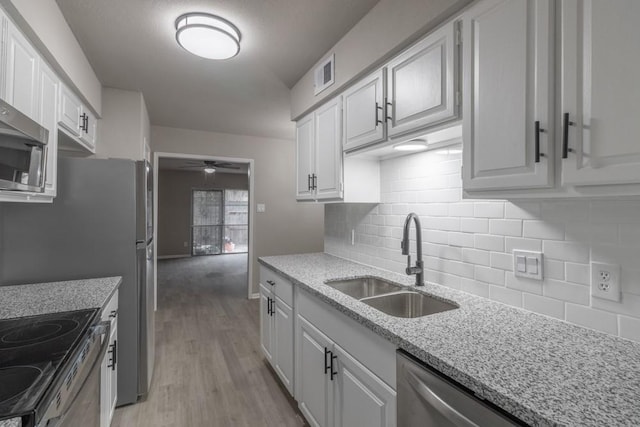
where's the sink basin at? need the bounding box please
[361,292,457,318]
[325,277,404,299]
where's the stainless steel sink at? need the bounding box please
[325,277,404,299]
[361,292,457,318]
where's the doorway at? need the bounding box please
[153,153,255,303]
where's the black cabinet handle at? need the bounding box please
[269,297,275,316]
[266,297,271,315]
[534,121,546,163]
[84,115,89,133]
[314,174,318,190]
[266,280,275,286]
[80,113,88,132]
[375,102,383,126]
[562,112,575,159]
[385,98,393,122]
[330,353,338,381]
[307,174,311,191]
[324,347,331,374]
[109,310,118,319]
[108,340,117,370]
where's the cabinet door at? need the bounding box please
[296,113,315,201]
[59,84,82,136]
[560,0,640,186]
[343,69,385,151]
[259,283,274,363]
[462,0,554,191]
[297,316,333,427]
[333,344,396,427]
[314,97,342,200]
[274,297,294,395]
[38,61,59,196]
[101,323,117,427]
[4,19,39,121]
[386,21,458,138]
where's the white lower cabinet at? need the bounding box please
[100,290,119,427]
[295,287,396,427]
[259,267,295,395]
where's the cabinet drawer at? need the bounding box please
[260,266,294,307]
[100,289,119,326]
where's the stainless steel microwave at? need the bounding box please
[0,98,49,193]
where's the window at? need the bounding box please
[191,189,248,256]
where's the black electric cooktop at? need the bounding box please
[0,309,96,421]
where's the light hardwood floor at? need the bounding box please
[112,255,307,426]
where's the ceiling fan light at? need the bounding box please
[204,167,216,174]
[175,13,241,60]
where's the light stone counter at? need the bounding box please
[260,253,640,427]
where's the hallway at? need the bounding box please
[112,255,305,426]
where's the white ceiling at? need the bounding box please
[55,0,379,140]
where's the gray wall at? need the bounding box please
[158,170,249,257]
[290,0,472,119]
[151,125,325,295]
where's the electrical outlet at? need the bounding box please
[591,262,621,302]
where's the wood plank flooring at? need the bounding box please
[112,255,306,426]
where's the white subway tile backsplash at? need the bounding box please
[566,304,618,335]
[448,232,475,248]
[462,248,490,266]
[565,262,590,285]
[505,237,542,253]
[460,218,489,233]
[325,149,640,342]
[490,285,523,307]
[460,278,490,298]
[474,234,505,252]
[523,221,565,240]
[543,259,565,281]
[489,219,523,237]
[543,241,589,263]
[490,252,513,271]
[543,279,589,305]
[474,202,504,218]
[506,273,543,295]
[523,294,565,319]
[619,316,640,342]
[505,202,541,219]
[475,266,505,286]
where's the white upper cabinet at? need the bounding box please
[38,61,60,196]
[296,113,316,201]
[386,21,458,138]
[3,17,39,121]
[560,0,640,186]
[342,69,386,152]
[59,83,82,136]
[59,83,98,154]
[314,97,342,200]
[462,0,554,192]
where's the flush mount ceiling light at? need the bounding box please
[393,139,428,152]
[203,167,216,174]
[175,13,241,60]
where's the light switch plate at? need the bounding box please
[513,250,543,280]
[257,203,266,213]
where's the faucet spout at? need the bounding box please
[401,213,424,286]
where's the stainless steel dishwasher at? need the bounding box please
[397,350,526,426]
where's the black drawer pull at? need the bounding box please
[324,347,331,374]
[375,102,383,126]
[330,353,338,380]
[562,112,575,159]
[534,121,546,163]
[266,280,275,286]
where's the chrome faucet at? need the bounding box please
[401,212,424,286]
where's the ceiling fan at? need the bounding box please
[179,160,241,174]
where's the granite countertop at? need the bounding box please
[0,419,20,427]
[0,276,122,320]
[259,253,640,427]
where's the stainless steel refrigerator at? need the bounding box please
[0,157,155,406]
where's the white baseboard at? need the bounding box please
[157,254,191,260]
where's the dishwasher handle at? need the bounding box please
[406,368,479,427]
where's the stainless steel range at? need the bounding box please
[0,309,108,427]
